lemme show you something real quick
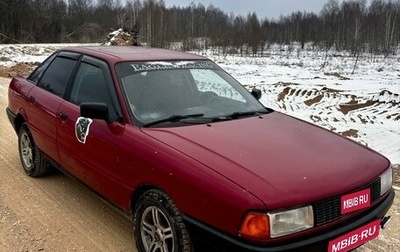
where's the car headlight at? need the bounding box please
[380,166,393,196]
[268,206,314,238]
[239,206,314,240]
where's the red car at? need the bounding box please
[6,46,394,252]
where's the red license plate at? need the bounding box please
[328,219,380,252]
[341,188,371,214]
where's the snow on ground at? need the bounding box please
[0,44,98,67]
[1,43,399,164]
[199,44,400,164]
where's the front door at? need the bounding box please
[56,56,124,202]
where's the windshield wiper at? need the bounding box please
[205,110,271,123]
[205,111,268,123]
[228,111,267,119]
[143,113,205,127]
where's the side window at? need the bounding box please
[69,62,113,108]
[38,56,77,97]
[28,52,57,84]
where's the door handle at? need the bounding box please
[29,96,35,103]
[59,112,68,120]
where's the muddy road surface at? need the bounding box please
[1,77,136,251]
[0,77,399,251]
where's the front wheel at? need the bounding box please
[134,189,192,252]
[18,123,49,177]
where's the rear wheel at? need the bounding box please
[18,123,49,177]
[134,189,192,252]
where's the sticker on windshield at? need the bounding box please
[75,117,93,144]
[131,61,217,72]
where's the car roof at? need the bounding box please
[62,46,208,63]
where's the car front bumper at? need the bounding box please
[183,189,395,252]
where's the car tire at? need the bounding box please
[134,189,192,252]
[18,123,49,177]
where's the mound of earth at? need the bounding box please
[104,28,139,46]
[0,62,39,78]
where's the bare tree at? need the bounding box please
[0,0,398,58]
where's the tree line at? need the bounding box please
[0,0,399,55]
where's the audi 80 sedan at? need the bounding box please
[6,46,394,252]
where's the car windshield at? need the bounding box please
[116,60,268,127]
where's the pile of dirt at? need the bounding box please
[104,28,139,46]
[338,128,359,138]
[339,100,379,115]
[0,62,39,78]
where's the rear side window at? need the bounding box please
[38,56,78,97]
[28,52,57,84]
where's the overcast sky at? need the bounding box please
[164,0,334,19]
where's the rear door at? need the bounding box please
[27,52,80,163]
[56,55,125,202]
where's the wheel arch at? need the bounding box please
[131,184,193,251]
[14,113,27,133]
[6,107,27,134]
[130,184,162,215]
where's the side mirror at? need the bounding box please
[251,88,262,100]
[80,102,111,123]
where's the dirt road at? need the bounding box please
[0,77,137,251]
[0,76,399,252]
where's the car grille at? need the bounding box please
[313,178,381,226]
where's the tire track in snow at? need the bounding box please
[259,82,400,164]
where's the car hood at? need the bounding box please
[141,112,390,209]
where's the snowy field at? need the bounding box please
[1,43,399,164]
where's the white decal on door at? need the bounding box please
[75,117,93,144]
